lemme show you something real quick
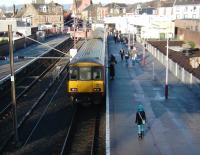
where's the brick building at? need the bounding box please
[175,19,200,48]
[15,2,64,32]
[82,4,102,22]
[71,0,92,17]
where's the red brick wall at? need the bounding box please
[177,28,200,48]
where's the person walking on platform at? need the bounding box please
[125,51,129,65]
[135,104,146,139]
[109,54,117,80]
[119,48,125,61]
[130,47,137,65]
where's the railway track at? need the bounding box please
[0,39,70,115]
[57,104,101,155]
[0,39,85,153]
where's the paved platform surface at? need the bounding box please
[0,35,68,81]
[108,36,200,155]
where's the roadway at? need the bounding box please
[108,36,200,155]
[0,35,68,81]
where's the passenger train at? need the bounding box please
[67,28,105,104]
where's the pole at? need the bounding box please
[164,0,176,100]
[73,0,77,49]
[142,38,146,65]
[128,31,130,50]
[165,36,169,99]
[8,25,19,143]
[85,20,87,41]
[152,62,155,80]
[24,19,27,48]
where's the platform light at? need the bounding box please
[165,0,177,100]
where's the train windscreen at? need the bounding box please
[79,67,92,80]
[69,68,78,80]
[93,67,102,80]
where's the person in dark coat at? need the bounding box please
[125,51,129,64]
[119,48,124,61]
[135,104,146,139]
[109,54,117,80]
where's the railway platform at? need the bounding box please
[0,35,68,81]
[107,36,200,155]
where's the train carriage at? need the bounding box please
[67,29,105,104]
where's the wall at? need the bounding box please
[0,20,17,32]
[0,34,36,56]
[177,27,200,48]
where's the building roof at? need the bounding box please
[139,7,157,15]
[4,13,13,18]
[104,3,127,8]
[14,6,27,18]
[15,2,63,18]
[83,4,101,12]
[126,3,141,13]
[148,40,200,79]
[175,0,200,5]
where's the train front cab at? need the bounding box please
[68,63,105,104]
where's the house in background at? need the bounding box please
[14,1,64,33]
[81,3,102,23]
[71,0,92,18]
[175,19,200,48]
[174,0,200,19]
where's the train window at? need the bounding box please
[79,67,91,80]
[69,68,78,80]
[93,68,102,80]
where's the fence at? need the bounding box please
[146,43,200,96]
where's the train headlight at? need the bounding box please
[70,88,78,92]
[93,88,101,92]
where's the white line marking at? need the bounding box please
[105,34,110,155]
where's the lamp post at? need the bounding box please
[24,18,27,48]
[142,37,146,65]
[73,0,77,49]
[128,30,130,50]
[165,35,169,99]
[165,0,176,99]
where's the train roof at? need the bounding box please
[70,38,105,66]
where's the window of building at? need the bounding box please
[184,14,188,19]
[195,26,198,31]
[176,6,180,12]
[192,14,196,19]
[184,7,188,12]
[110,9,113,14]
[176,14,180,19]
[45,16,48,22]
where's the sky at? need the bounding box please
[0,0,152,6]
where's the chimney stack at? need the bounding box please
[13,4,16,16]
